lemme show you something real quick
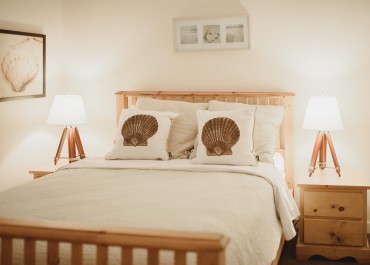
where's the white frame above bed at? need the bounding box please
[115,91,295,191]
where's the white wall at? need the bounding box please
[0,0,64,190]
[62,0,370,222]
[1,0,370,226]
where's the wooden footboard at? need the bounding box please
[0,217,229,265]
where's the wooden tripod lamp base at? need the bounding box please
[54,126,85,165]
[309,131,340,177]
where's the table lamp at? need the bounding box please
[302,96,343,177]
[47,95,87,164]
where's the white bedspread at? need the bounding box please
[0,158,299,265]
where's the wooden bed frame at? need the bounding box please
[0,91,295,265]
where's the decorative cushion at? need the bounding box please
[208,100,285,164]
[105,109,178,160]
[192,108,257,166]
[136,98,208,158]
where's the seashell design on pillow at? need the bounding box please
[1,37,41,92]
[201,117,240,156]
[121,114,158,147]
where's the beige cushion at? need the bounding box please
[106,109,178,160]
[136,98,208,158]
[208,100,285,164]
[192,108,257,166]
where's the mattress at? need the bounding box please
[0,158,299,265]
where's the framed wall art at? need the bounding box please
[0,29,46,101]
[173,16,249,51]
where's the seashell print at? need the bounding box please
[201,117,240,156]
[121,114,158,147]
[1,37,40,92]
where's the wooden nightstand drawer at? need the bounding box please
[304,218,364,247]
[297,171,370,263]
[304,191,363,218]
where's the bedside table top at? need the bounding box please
[298,169,370,189]
[29,162,68,174]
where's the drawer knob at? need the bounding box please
[338,206,345,211]
[313,208,318,213]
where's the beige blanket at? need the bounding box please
[0,159,298,265]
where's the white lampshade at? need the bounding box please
[302,96,343,131]
[47,95,87,126]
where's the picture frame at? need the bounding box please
[0,29,46,101]
[173,16,249,51]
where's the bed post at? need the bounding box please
[115,91,128,126]
[284,96,294,191]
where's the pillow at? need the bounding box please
[273,152,285,177]
[192,108,257,166]
[105,109,178,160]
[136,98,208,158]
[208,100,285,164]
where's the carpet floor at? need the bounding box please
[278,234,370,265]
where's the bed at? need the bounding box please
[0,91,299,265]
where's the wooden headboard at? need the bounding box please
[115,91,295,189]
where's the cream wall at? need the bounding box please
[1,0,370,227]
[0,0,64,190]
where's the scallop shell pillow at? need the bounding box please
[105,109,178,160]
[208,100,285,164]
[192,108,257,166]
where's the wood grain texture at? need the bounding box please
[0,217,229,265]
[304,191,363,218]
[197,250,225,265]
[24,239,36,265]
[97,245,108,265]
[47,241,59,265]
[71,243,83,265]
[175,250,186,265]
[121,247,133,265]
[148,249,159,265]
[1,237,13,265]
[304,218,363,246]
[297,174,370,262]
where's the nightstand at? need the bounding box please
[296,170,370,263]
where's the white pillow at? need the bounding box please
[273,152,285,177]
[136,98,208,159]
[208,100,285,164]
[106,109,178,160]
[192,108,257,166]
